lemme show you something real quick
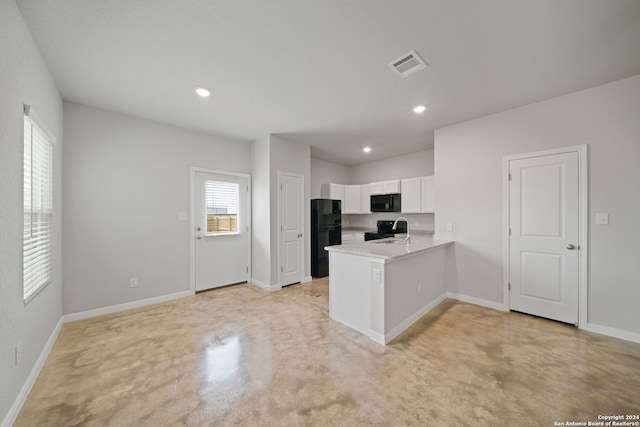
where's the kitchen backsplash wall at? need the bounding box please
[344,213,435,232]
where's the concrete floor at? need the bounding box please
[15,279,640,426]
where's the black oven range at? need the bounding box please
[363,220,407,241]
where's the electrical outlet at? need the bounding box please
[372,269,381,282]
[129,277,138,288]
[595,213,609,225]
[415,220,421,226]
[15,343,21,366]
[418,283,422,294]
[446,223,453,231]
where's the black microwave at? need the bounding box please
[370,193,401,212]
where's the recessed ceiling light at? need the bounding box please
[413,105,426,114]
[363,147,372,153]
[195,87,211,98]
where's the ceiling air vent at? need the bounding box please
[388,50,428,78]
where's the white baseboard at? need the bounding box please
[249,278,269,290]
[62,290,192,323]
[2,318,63,427]
[252,276,311,291]
[368,330,385,344]
[249,278,282,292]
[448,293,640,344]
[374,292,448,345]
[447,292,506,311]
[584,323,640,344]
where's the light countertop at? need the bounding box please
[325,235,452,262]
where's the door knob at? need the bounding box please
[197,235,202,240]
[566,244,577,250]
[297,233,303,237]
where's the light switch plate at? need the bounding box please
[595,213,609,225]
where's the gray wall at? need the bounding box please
[349,149,434,184]
[250,137,271,286]
[435,75,640,335]
[269,135,311,284]
[62,102,251,314]
[0,0,63,422]
[250,135,311,287]
[310,158,349,198]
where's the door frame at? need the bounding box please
[502,145,588,327]
[190,167,252,294]
[277,171,305,287]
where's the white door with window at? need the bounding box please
[279,172,304,286]
[194,170,249,292]
[508,150,581,324]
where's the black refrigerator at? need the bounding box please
[311,199,342,278]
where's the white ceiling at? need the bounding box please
[16,0,640,166]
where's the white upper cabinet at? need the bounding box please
[343,185,362,214]
[401,178,422,213]
[321,183,344,202]
[421,176,435,213]
[370,180,400,195]
[322,177,433,214]
[383,180,400,194]
[369,182,383,195]
[360,184,372,213]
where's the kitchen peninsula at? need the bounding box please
[325,235,452,344]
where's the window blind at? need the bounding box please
[23,110,54,303]
[205,180,239,234]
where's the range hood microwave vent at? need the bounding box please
[388,50,428,78]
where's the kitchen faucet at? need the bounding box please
[392,217,410,244]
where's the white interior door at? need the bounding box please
[279,172,304,286]
[509,151,579,324]
[194,171,249,292]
